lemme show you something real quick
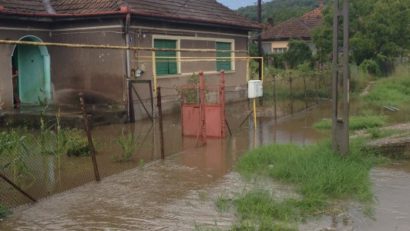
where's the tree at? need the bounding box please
[237,0,322,24]
[313,0,410,75]
[285,40,313,69]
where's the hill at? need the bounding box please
[237,0,325,24]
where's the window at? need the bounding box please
[154,39,178,76]
[216,42,232,71]
[272,47,287,54]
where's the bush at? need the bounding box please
[360,59,381,76]
[285,40,313,69]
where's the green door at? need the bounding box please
[17,43,51,105]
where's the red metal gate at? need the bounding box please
[181,72,226,139]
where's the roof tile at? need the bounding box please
[261,7,323,40]
[0,0,258,29]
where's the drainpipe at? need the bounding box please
[121,6,133,122]
[124,12,131,78]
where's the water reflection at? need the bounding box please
[0,102,331,230]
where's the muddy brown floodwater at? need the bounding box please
[1,101,410,230]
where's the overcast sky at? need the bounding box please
[217,0,259,10]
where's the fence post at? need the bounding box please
[220,71,226,137]
[199,72,207,144]
[79,93,101,182]
[303,74,308,110]
[156,87,165,160]
[273,75,277,121]
[289,75,294,115]
[128,79,136,123]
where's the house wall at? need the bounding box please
[0,19,127,109]
[49,20,127,106]
[0,22,50,108]
[0,17,251,120]
[262,40,289,54]
[129,20,250,118]
[263,40,318,55]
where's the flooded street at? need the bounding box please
[1,102,410,230]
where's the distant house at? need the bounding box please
[261,6,323,55]
[0,0,258,119]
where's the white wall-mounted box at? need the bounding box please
[248,80,263,99]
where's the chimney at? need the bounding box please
[120,5,130,13]
[42,0,56,14]
[267,17,274,26]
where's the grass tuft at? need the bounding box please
[364,68,410,107]
[0,203,10,219]
[226,139,386,229]
[313,116,386,130]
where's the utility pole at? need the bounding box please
[257,0,263,105]
[257,0,262,81]
[332,0,350,155]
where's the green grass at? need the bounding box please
[0,204,10,219]
[313,115,386,130]
[112,131,138,162]
[220,140,386,229]
[364,68,410,107]
[216,196,233,212]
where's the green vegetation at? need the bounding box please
[0,204,10,219]
[367,128,397,139]
[364,68,410,107]
[220,140,385,229]
[0,130,30,182]
[268,40,313,69]
[0,127,89,183]
[314,116,386,130]
[237,0,323,25]
[264,65,331,101]
[178,73,200,104]
[112,131,138,162]
[0,112,90,185]
[314,0,410,75]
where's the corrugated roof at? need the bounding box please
[261,7,323,41]
[0,0,259,29]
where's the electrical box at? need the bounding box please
[248,80,263,99]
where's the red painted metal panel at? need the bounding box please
[182,105,200,137]
[181,71,227,139]
[205,105,223,138]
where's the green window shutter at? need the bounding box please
[154,39,178,76]
[216,42,232,72]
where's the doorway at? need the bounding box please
[11,35,51,106]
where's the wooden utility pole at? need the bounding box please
[332,0,350,155]
[257,0,263,82]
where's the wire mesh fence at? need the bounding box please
[0,39,336,213]
[259,68,332,119]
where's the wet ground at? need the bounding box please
[1,101,410,230]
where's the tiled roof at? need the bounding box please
[261,7,323,41]
[127,0,258,29]
[0,0,259,29]
[0,0,47,14]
